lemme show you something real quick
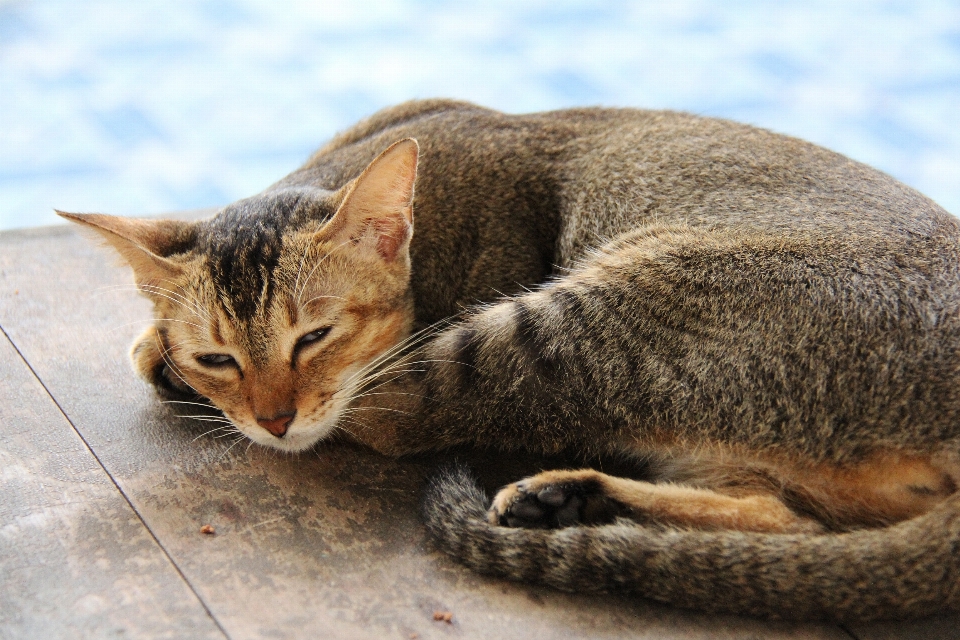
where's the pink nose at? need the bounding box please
[256,412,295,437]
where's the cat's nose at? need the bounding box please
[256,412,296,437]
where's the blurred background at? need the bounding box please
[1,0,958,230]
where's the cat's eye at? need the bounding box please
[291,327,330,367]
[196,353,237,368]
[294,327,331,355]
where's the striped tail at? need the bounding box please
[420,463,960,621]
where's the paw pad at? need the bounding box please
[492,482,585,529]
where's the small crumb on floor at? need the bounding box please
[200,524,216,535]
[432,610,453,623]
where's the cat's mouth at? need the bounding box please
[225,407,341,453]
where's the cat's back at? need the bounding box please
[283,100,960,320]
[299,98,956,245]
[550,109,958,266]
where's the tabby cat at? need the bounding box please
[61,99,960,621]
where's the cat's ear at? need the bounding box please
[322,138,419,263]
[56,211,192,288]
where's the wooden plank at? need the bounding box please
[0,223,856,639]
[0,328,225,639]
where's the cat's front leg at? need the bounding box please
[490,469,823,534]
[339,366,434,456]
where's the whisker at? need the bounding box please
[341,316,457,388]
[335,416,372,438]
[139,284,212,320]
[218,436,246,461]
[152,318,209,331]
[156,333,191,389]
[138,285,212,323]
[348,390,430,401]
[296,239,355,305]
[351,359,468,392]
[177,415,233,424]
[339,406,412,417]
[192,426,236,442]
[301,294,347,306]
[160,400,218,409]
[293,218,330,301]
[99,282,213,327]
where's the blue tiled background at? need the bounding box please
[1,1,958,229]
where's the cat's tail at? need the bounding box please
[420,463,960,621]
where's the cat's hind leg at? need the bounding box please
[489,468,823,534]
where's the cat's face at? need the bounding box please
[62,139,419,452]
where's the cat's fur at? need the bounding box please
[61,99,960,621]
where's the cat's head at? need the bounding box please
[60,139,419,452]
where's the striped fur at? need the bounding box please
[63,100,960,620]
[421,463,960,621]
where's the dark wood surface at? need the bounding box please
[0,219,956,639]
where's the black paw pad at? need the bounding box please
[500,483,585,529]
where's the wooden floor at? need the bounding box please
[1,217,959,639]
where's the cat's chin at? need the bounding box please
[238,424,335,453]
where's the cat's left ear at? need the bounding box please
[322,138,419,264]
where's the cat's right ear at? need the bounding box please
[321,138,419,265]
[56,211,192,290]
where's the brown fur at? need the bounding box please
[61,100,960,620]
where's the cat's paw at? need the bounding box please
[488,471,600,529]
[130,327,200,400]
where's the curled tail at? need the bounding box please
[421,464,960,621]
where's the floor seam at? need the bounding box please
[0,323,233,640]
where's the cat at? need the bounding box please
[61,99,960,621]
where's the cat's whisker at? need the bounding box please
[155,329,192,388]
[293,218,330,301]
[103,320,158,334]
[175,410,230,418]
[157,345,189,386]
[351,358,468,392]
[351,371,428,398]
[339,406,412,417]
[296,238,355,304]
[341,342,419,387]
[160,399,218,409]
[342,371,411,399]
[217,436,246,462]
[348,390,430,401]
[301,294,347,306]
[139,283,210,314]
[192,426,237,442]
[340,317,456,388]
[343,352,426,386]
[335,416,373,437]
[149,318,208,332]
[362,357,466,377]
[96,283,211,324]
[178,415,233,424]
[363,313,460,363]
[137,284,212,323]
